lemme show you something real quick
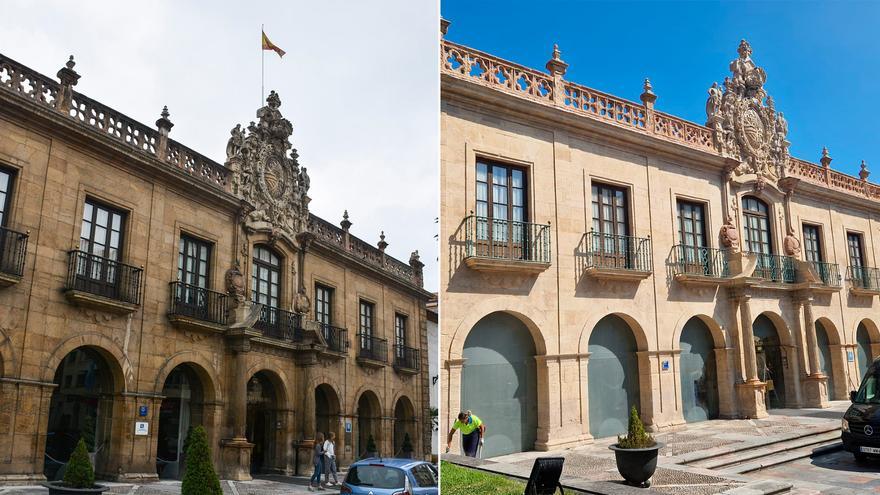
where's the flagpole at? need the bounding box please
[261,24,265,104]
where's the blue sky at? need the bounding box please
[441,1,880,178]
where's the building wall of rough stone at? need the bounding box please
[0,96,429,481]
[440,93,878,452]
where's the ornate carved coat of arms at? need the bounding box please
[706,40,790,183]
[225,91,310,241]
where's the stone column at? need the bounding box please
[231,351,248,439]
[727,294,745,382]
[443,359,464,455]
[219,348,254,481]
[714,347,739,418]
[734,292,767,418]
[533,355,555,451]
[799,296,829,408]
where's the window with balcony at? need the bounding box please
[743,196,793,282]
[67,199,141,307]
[393,312,419,372]
[316,283,346,353]
[357,299,385,364]
[803,224,839,287]
[252,246,298,341]
[359,300,374,338]
[847,232,879,292]
[671,200,725,278]
[395,313,407,349]
[584,182,651,275]
[0,167,27,282]
[169,235,226,328]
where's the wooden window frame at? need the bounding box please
[802,224,823,263]
[741,196,772,256]
[0,166,15,228]
[315,283,334,326]
[591,181,630,267]
[251,245,281,309]
[475,159,529,259]
[178,234,212,289]
[394,312,408,354]
[847,231,866,269]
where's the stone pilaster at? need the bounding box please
[0,378,56,484]
[443,359,464,455]
[797,295,829,408]
[219,345,254,481]
[714,347,739,418]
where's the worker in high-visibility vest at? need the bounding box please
[445,410,485,457]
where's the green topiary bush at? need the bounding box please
[401,432,413,454]
[366,434,378,454]
[617,406,656,449]
[181,426,221,495]
[63,438,95,488]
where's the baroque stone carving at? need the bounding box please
[706,40,790,184]
[226,91,310,242]
[783,234,801,257]
[224,264,246,304]
[720,224,740,253]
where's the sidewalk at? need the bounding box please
[0,476,343,495]
[444,402,850,495]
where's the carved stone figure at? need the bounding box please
[720,224,740,253]
[294,290,311,315]
[706,40,789,185]
[783,234,801,257]
[226,124,244,160]
[225,265,246,303]
[226,91,310,242]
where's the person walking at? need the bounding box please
[309,432,325,491]
[323,432,339,486]
[446,410,485,457]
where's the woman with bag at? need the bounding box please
[323,432,339,486]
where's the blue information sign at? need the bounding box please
[139,405,149,417]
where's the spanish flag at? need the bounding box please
[262,30,286,58]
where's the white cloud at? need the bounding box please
[1,0,440,291]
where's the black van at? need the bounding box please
[843,358,880,461]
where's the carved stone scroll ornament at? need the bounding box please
[706,40,790,185]
[226,91,310,242]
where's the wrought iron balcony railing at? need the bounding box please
[848,266,880,292]
[750,253,796,283]
[669,244,728,278]
[0,226,28,278]
[255,305,303,342]
[320,323,349,353]
[66,250,143,304]
[810,261,842,287]
[168,281,228,326]
[356,333,387,363]
[463,215,551,264]
[393,344,421,371]
[584,231,652,272]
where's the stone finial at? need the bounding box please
[409,250,424,287]
[378,231,388,252]
[440,18,450,37]
[860,160,870,181]
[156,105,174,132]
[57,55,81,87]
[340,210,352,231]
[820,146,832,168]
[545,43,568,76]
[640,78,657,108]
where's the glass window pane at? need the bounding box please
[476,163,487,182]
[492,166,507,185]
[511,170,523,188]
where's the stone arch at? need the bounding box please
[814,317,844,400]
[350,383,386,417]
[244,364,292,411]
[816,317,842,345]
[755,311,794,347]
[42,333,129,393]
[671,313,726,350]
[392,395,418,457]
[854,318,880,343]
[153,351,222,403]
[855,318,880,380]
[447,297,548,361]
[753,311,796,408]
[307,372,345,411]
[677,316,722,422]
[355,389,384,458]
[579,312,651,354]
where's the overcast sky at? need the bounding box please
[1,0,439,291]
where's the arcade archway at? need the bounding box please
[679,317,719,422]
[588,314,642,438]
[356,391,382,459]
[393,396,417,458]
[156,364,208,479]
[246,371,281,474]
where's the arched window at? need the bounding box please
[741,196,771,255]
[252,246,280,309]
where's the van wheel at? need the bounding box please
[855,453,869,463]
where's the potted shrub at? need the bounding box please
[400,433,414,459]
[181,426,221,495]
[365,434,379,458]
[44,438,107,495]
[608,406,663,488]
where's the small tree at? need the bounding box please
[63,438,95,488]
[617,406,655,449]
[366,434,378,455]
[401,433,413,455]
[181,426,221,495]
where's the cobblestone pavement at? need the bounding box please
[0,476,344,495]
[476,401,851,495]
[753,449,880,494]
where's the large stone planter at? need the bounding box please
[43,482,109,495]
[608,442,664,488]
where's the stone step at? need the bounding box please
[717,440,842,476]
[693,430,840,470]
[683,425,840,468]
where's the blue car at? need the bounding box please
[340,458,438,495]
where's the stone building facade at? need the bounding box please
[0,53,431,483]
[441,23,880,458]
